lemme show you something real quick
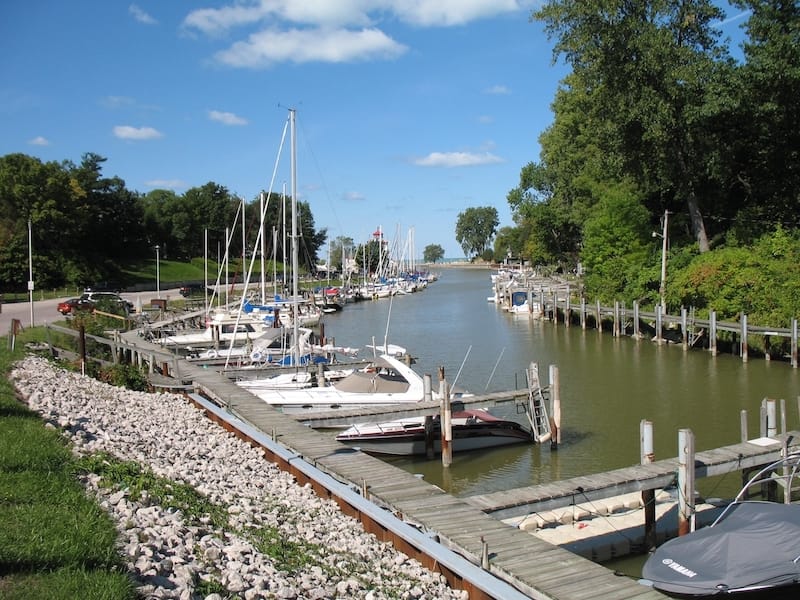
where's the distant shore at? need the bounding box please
[424,261,492,269]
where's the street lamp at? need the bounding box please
[155,245,160,297]
[28,219,35,326]
[652,210,669,312]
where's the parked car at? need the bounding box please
[179,283,209,297]
[57,298,84,315]
[57,292,133,316]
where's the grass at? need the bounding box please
[0,326,354,598]
[0,329,137,599]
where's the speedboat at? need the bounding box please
[335,409,534,456]
[641,452,800,598]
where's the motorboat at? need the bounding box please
[335,408,534,456]
[641,452,800,598]
[236,352,435,414]
[156,310,282,348]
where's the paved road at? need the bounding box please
[0,289,183,337]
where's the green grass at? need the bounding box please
[0,329,137,599]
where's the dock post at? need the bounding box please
[765,398,777,437]
[791,319,798,368]
[596,299,602,332]
[424,374,434,459]
[613,301,620,337]
[655,305,664,345]
[439,367,452,467]
[678,428,696,535]
[681,307,688,347]
[740,313,749,363]
[549,364,561,449]
[740,410,748,443]
[781,398,787,434]
[641,420,656,551]
[633,301,640,338]
[709,311,718,356]
[480,537,490,569]
[580,297,586,330]
[565,287,571,327]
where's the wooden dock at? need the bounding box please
[465,434,800,520]
[119,331,663,599]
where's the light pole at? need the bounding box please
[155,245,161,297]
[652,210,669,312]
[28,219,35,326]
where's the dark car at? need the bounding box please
[57,298,84,315]
[179,283,209,297]
[57,292,133,316]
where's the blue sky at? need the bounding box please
[2,2,749,259]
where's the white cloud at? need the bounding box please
[113,125,163,140]
[413,151,503,167]
[208,110,248,125]
[145,179,186,190]
[183,1,528,65]
[343,191,366,201]
[215,27,406,67]
[184,1,530,32]
[485,84,510,95]
[129,4,157,25]
[29,136,50,146]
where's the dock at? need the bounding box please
[118,331,664,599]
[463,435,799,519]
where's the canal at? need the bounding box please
[319,267,800,502]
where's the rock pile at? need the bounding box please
[10,356,467,600]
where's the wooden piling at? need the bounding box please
[741,313,749,363]
[655,305,664,345]
[641,420,656,551]
[740,410,748,443]
[580,297,587,330]
[439,367,452,467]
[633,301,640,338]
[549,364,561,449]
[681,307,688,347]
[678,428,696,536]
[709,311,718,356]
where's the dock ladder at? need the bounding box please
[525,363,552,443]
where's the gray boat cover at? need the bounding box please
[642,501,800,596]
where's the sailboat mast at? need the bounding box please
[290,108,300,366]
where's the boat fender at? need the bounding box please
[205,349,218,359]
[251,350,263,362]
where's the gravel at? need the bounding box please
[10,355,467,600]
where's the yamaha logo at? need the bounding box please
[662,557,698,578]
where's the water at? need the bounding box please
[320,268,800,500]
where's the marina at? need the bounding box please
[30,266,800,598]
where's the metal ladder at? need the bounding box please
[525,363,552,443]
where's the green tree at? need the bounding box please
[354,239,382,275]
[455,206,499,259]
[328,236,355,271]
[422,244,445,263]
[534,0,731,253]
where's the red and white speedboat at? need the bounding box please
[335,408,533,456]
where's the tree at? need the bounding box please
[534,0,731,253]
[455,206,499,259]
[328,236,355,271]
[422,244,445,263]
[354,239,382,274]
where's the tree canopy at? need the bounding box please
[455,206,499,259]
[0,152,327,291]
[423,244,445,263]
[495,0,800,312]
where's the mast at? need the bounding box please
[290,108,300,366]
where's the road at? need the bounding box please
[0,289,183,337]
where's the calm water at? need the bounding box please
[319,268,800,500]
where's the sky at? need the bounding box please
[1,1,750,260]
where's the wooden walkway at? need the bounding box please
[465,435,800,520]
[120,331,662,599]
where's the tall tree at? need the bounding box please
[422,244,445,263]
[534,0,731,252]
[455,206,499,259]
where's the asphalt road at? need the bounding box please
[0,289,183,337]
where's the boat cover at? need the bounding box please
[642,501,800,596]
